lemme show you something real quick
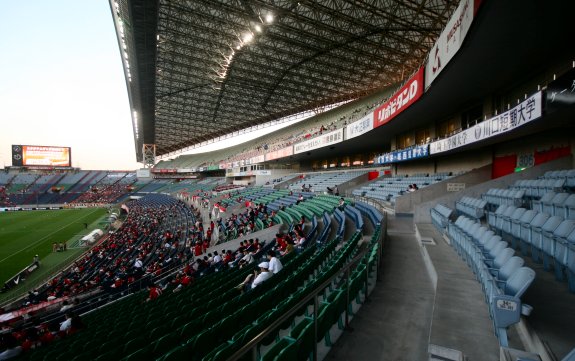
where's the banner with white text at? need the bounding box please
[430,92,542,154]
[294,129,344,154]
[425,0,481,89]
[373,67,424,128]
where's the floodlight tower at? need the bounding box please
[142,144,156,168]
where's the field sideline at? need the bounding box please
[0,208,106,286]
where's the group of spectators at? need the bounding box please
[72,182,134,204]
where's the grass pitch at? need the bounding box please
[0,208,106,286]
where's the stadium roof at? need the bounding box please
[110,0,459,161]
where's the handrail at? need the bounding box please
[227,232,382,361]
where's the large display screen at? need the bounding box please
[12,145,71,167]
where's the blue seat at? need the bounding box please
[531,215,562,264]
[496,206,517,233]
[488,205,508,228]
[551,220,575,281]
[555,194,575,220]
[533,191,556,213]
[520,212,549,257]
[492,256,524,283]
[548,193,570,216]
[501,208,526,236]
[561,228,575,292]
[511,209,536,246]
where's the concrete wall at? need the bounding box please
[414,156,573,223]
[395,163,493,215]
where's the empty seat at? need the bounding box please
[552,221,575,282]
[531,215,562,264]
[519,212,550,257]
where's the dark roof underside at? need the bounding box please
[113,0,459,160]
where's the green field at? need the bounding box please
[0,208,107,287]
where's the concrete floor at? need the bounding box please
[326,216,435,361]
[326,217,503,361]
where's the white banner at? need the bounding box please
[250,155,265,164]
[176,168,196,173]
[265,146,293,161]
[425,0,477,89]
[430,92,542,154]
[255,170,271,176]
[136,169,151,178]
[294,128,344,154]
[346,114,373,140]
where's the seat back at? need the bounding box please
[498,256,524,281]
[504,267,536,298]
[489,241,509,260]
[493,248,514,269]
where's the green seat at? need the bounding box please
[289,317,315,361]
[261,337,298,361]
[153,332,182,357]
[123,337,148,357]
[120,345,155,361]
[158,344,190,361]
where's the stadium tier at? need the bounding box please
[3,0,575,360]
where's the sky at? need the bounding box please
[0,1,310,171]
[0,1,141,170]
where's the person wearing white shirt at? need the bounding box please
[251,262,273,289]
[267,251,283,274]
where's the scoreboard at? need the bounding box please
[12,145,72,167]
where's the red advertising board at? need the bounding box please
[373,67,424,128]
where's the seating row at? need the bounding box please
[532,192,575,220]
[456,196,487,219]
[482,189,525,208]
[430,204,453,230]
[446,216,536,347]
[511,179,566,198]
[487,204,575,292]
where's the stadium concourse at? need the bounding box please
[3,0,575,361]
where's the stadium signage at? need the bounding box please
[546,67,575,113]
[152,169,177,173]
[374,144,429,164]
[294,129,344,154]
[430,91,542,154]
[176,168,196,173]
[12,145,72,167]
[265,146,294,161]
[250,155,265,164]
[346,114,373,139]
[425,0,481,88]
[373,67,424,128]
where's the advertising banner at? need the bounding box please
[250,155,265,164]
[430,91,542,154]
[546,67,575,113]
[373,67,424,128]
[265,146,294,161]
[294,128,344,154]
[425,0,480,88]
[346,114,373,140]
[375,144,429,164]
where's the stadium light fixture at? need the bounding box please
[243,32,254,43]
[265,13,274,23]
[255,24,262,32]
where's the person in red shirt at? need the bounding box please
[146,284,162,301]
[194,242,203,256]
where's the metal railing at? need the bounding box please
[228,214,386,361]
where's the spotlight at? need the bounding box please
[265,13,274,23]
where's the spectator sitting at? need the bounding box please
[59,301,73,313]
[267,250,283,274]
